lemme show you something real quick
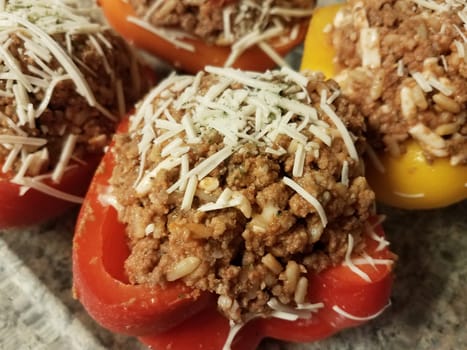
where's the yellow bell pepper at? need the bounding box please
[300,4,467,209]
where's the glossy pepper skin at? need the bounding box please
[97,0,309,74]
[72,118,395,349]
[72,121,213,335]
[0,155,100,228]
[300,4,467,210]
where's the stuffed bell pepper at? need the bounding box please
[301,0,467,209]
[73,66,396,349]
[0,0,152,228]
[98,0,315,73]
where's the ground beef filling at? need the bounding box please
[331,0,466,164]
[110,69,375,322]
[129,0,315,45]
[0,30,148,176]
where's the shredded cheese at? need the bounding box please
[282,177,328,227]
[0,0,140,202]
[341,160,349,187]
[222,321,245,350]
[1,144,21,173]
[221,297,324,349]
[0,135,47,147]
[257,40,290,68]
[344,234,372,282]
[292,143,305,177]
[128,66,362,232]
[51,134,78,183]
[13,176,84,203]
[167,146,234,194]
[332,301,392,321]
[412,0,448,12]
[181,175,198,211]
[427,76,454,96]
[267,298,317,321]
[367,223,391,252]
[320,90,359,161]
[127,16,195,52]
[4,13,97,106]
[351,256,394,266]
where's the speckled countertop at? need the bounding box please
[1,0,467,349]
[1,201,466,350]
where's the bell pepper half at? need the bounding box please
[300,4,467,209]
[97,0,309,74]
[72,118,395,349]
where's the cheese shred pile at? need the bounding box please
[131,66,361,219]
[0,0,142,201]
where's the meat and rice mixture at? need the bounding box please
[127,0,315,66]
[109,66,377,322]
[330,0,466,165]
[0,0,149,193]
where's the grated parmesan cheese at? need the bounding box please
[332,301,391,321]
[320,90,359,161]
[127,16,195,52]
[282,176,328,227]
[222,321,245,350]
[341,160,349,187]
[292,143,305,177]
[13,176,84,203]
[0,0,144,202]
[351,256,394,266]
[412,0,448,12]
[127,66,364,231]
[344,233,372,282]
[52,134,78,183]
[257,41,290,68]
[181,175,198,210]
[267,297,316,321]
[0,135,47,147]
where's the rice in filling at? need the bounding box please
[330,0,466,165]
[110,67,375,322]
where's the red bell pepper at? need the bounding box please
[0,155,101,228]
[72,134,213,335]
[72,120,395,349]
[97,0,309,74]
